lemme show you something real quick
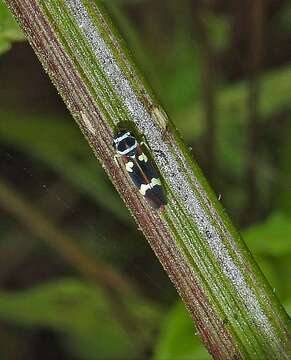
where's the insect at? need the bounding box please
[113,130,167,210]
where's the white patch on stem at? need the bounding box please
[125,161,134,173]
[81,111,96,134]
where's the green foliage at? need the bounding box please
[0,278,158,359]
[244,213,291,303]
[154,301,211,360]
[0,0,25,54]
[244,213,291,257]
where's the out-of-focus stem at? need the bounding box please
[0,178,133,295]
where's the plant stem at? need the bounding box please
[4,0,291,358]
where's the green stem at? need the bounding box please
[4,0,290,358]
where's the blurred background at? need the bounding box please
[0,0,291,359]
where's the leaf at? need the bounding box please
[243,213,291,303]
[0,279,140,359]
[243,213,291,256]
[0,0,25,55]
[154,301,211,360]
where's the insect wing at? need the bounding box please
[124,145,166,209]
[143,185,166,210]
[135,146,159,182]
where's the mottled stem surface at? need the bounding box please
[4,0,290,359]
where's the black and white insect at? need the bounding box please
[113,130,167,210]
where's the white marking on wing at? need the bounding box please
[138,153,148,162]
[151,178,161,186]
[126,161,134,172]
[139,178,161,195]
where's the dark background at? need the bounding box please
[0,0,290,359]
